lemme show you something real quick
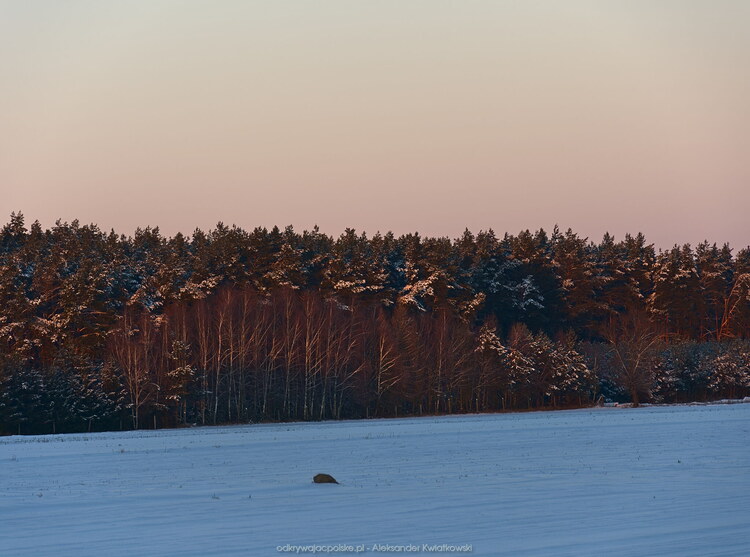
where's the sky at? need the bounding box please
[1,1,748,249]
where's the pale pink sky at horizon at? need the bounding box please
[1,1,748,249]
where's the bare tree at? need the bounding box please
[604,310,662,406]
[110,306,158,429]
[719,273,750,340]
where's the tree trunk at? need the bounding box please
[630,385,640,407]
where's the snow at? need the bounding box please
[2,404,749,556]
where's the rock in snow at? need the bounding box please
[313,473,338,484]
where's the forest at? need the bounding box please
[1,212,748,434]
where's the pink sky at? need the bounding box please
[1,1,748,248]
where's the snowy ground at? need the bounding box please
[1,405,749,557]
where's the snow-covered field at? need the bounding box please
[2,405,749,557]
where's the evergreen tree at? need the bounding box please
[0,363,45,434]
[695,242,734,340]
[551,228,601,334]
[707,341,750,399]
[649,245,702,337]
[506,229,565,333]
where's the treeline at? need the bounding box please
[0,212,748,434]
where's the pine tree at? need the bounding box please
[695,242,733,340]
[649,245,702,337]
[0,363,45,434]
[551,228,601,334]
[594,233,642,335]
[506,229,564,333]
[475,320,534,410]
[707,341,750,399]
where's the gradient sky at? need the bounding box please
[1,1,748,249]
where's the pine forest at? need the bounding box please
[1,212,748,434]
